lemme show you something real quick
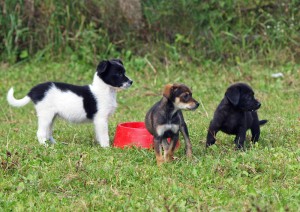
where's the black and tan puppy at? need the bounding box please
[206,83,267,149]
[145,83,199,165]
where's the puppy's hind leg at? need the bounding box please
[48,116,57,144]
[250,113,263,143]
[250,124,260,143]
[36,111,56,145]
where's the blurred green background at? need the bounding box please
[1,0,299,65]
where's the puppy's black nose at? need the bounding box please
[256,102,261,108]
[129,80,133,85]
[196,102,200,108]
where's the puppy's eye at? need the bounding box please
[183,93,190,101]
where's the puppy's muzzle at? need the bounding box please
[254,102,261,110]
[189,101,200,111]
[121,80,133,89]
[248,101,261,111]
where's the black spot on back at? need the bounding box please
[28,82,98,119]
[53,82,97,120]
[28,82,53,104]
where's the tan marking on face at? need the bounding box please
[174,97,191,110]
[177,88,200,109]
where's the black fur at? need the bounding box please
[28,82,52,104]
[145,84,199,165]
[28,82,97,119]
[206,83,267,149]
[97,59,132,88]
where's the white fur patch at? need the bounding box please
[35,86,88,123]
[156,124,179,136]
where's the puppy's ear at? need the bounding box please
[163,84,173,99]
[97,60,108,74]
[225,86,240,106]
[111,58,123,65]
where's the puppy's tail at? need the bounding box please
[259,120,268,126]
[7,87,31,107]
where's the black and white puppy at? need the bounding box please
[7,59,133,147]
[206,83,267,149]
[145,83,199,165]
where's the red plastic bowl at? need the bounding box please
[113,122,180,149]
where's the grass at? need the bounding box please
[0,57,299,211]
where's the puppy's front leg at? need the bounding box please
[162,138,170,160]
[206,121,219,147]
[153,137,164,165]
[180,122,192,158]
[250,122,260,143]
[94,117,110,147]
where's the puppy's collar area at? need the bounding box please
[163,93,171,100]
[161,97,180,116]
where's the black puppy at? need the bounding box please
[206,83,267,149]
[145,83,199,165]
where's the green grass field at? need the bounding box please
[1,59,299,211]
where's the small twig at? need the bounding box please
[198,96,209,118]
[145,58,157,74]
[76,153,86,172]
[6,128,11,149]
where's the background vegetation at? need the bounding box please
[1,0,300,65]
[1,0,300,211]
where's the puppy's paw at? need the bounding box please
[41,143,49,148]
[206,142,215,148]
[172,156,179,160]
[100,143,110,148]
[97,139,110,148]
[156,155,165,166]
[186,149,192,158]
